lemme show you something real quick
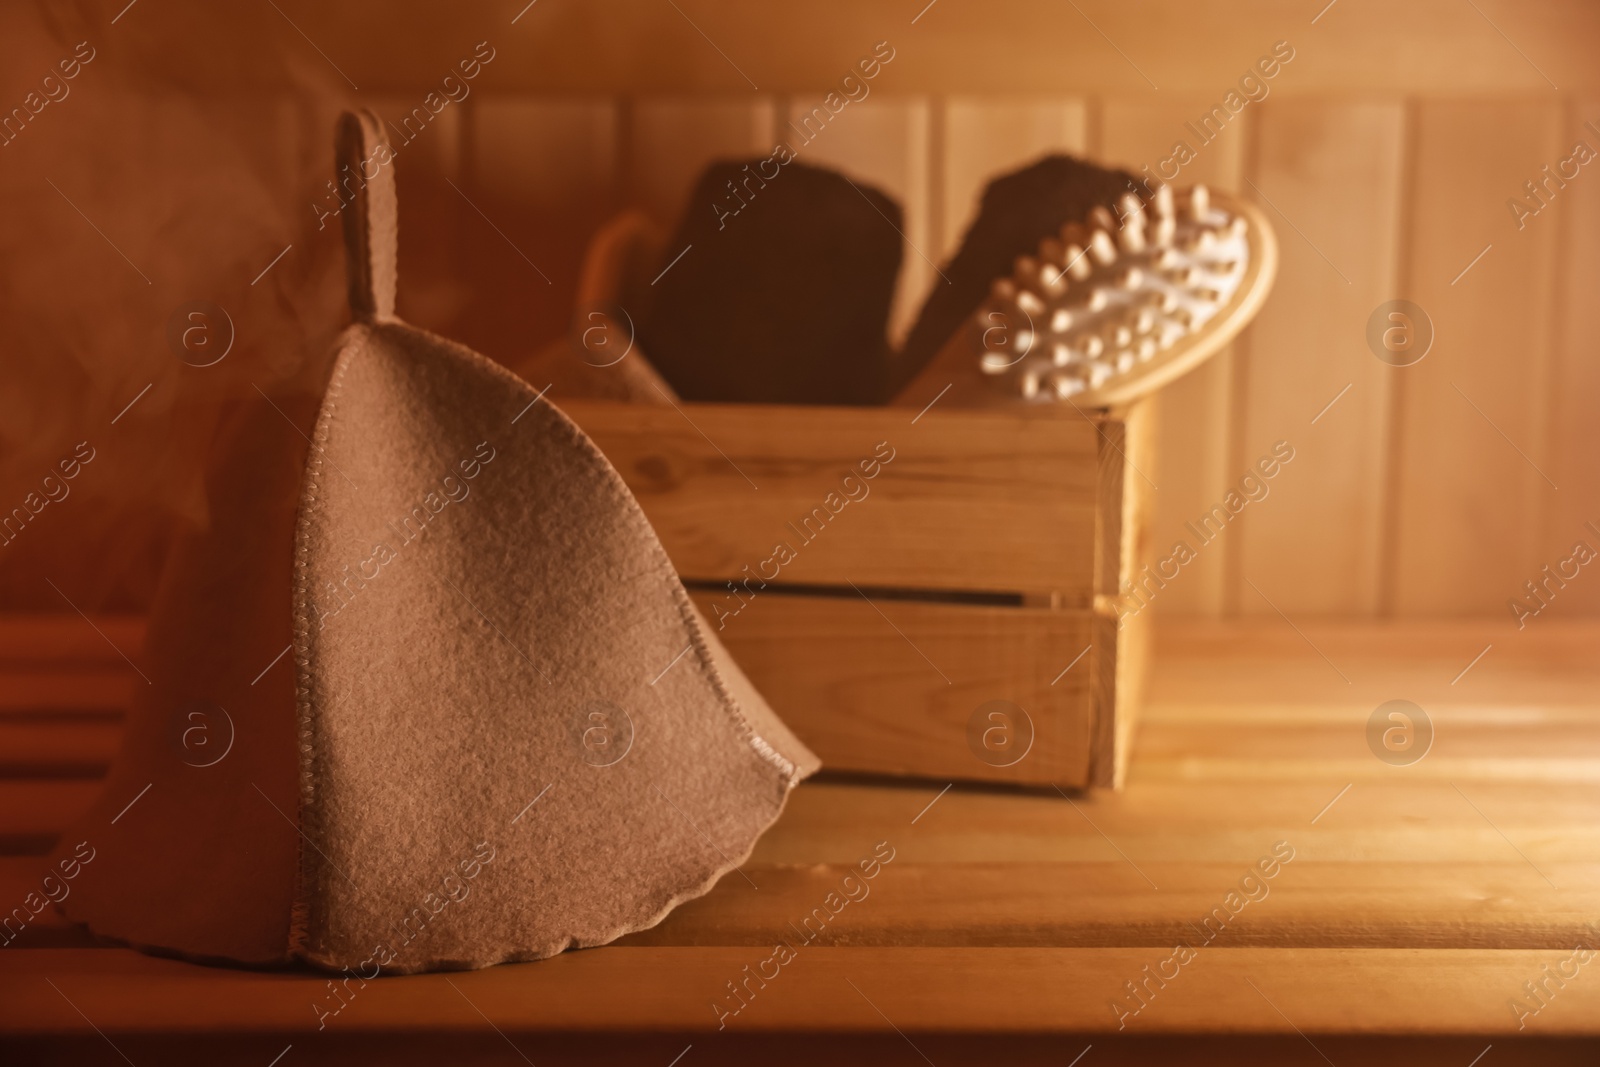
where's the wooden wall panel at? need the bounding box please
[939,97,1089,258]
[626,97,778,226]
[1097,98,1245,616]
[1543,97,1600,617]
[302,1,1600,97]
[1234,101,1406,616]
[469,98,619,207]
[6,4,1600,620]
[462,98,619,360]
[783,96,932,341]
[1391,102,1565,615]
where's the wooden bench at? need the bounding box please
[2,615,1598,1064]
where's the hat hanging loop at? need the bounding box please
[335,110,398,322]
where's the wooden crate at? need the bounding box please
[564,397,1152,789]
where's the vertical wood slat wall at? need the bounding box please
[386,90,1599,620]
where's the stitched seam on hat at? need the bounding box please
[667,579,798,781]
[493,339,796,780]
[541,399,800,780]
[384,321,802,783]
[288,331,361,959]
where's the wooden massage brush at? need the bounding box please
[892,183,1277,411]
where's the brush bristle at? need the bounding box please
[973,184,1251,403]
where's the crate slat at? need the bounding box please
[570,401,1105,600]
[690,591,1096,786]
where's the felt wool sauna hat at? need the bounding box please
[48,110,818,974]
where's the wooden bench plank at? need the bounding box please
[3,946,1598,1036]
[6,770,1599,863]
[8,768,1597,862]
[7,854,1594,952]
[1,616,1595,1045]
[0,671,134,715]
[0,721,119,778]
[0,616,145,665]
[0,782,102,855]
